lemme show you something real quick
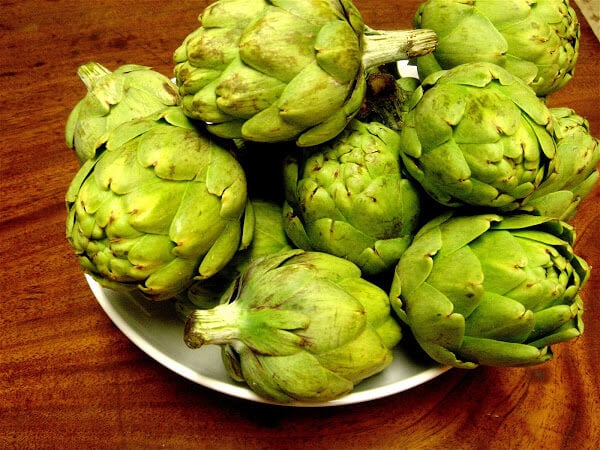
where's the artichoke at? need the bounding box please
[283,119,422,275]
[65,62,179,164]
[173,0,438,147]
[521,107,600,221]
[66,107,249,300]
[414,0,580,97]
[390,213,589,369]
[184,249,402,403]
[397,62,556,211]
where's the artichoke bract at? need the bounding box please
[414,0,580,97]
[234,199,295,265]
[173,0,438,147]
[283,120,421,275]
[65,62,179,164]
[390,213,589,369]
[66,107,248,301]
[521,107,600,221]
[184,249,402,403]
[175,198,294,315]
[398,62,556,211]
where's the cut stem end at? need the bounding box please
[362,27,438,70]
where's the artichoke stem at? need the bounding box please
[184,303,241,349]
[77,62,111,91]
[359,71,407,129]
[362,28,438,70]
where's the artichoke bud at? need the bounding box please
[397,62,557,211]
[66,106,248,301]
[521,107,600,221]
[184,249,402,403]
[65,62,179,164]
[173,0,438,146]
[413,0,580,97]
[283,119,421,276]
[390,212,589,369]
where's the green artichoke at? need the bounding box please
[173,0,438,147]
[283,120,421,276]
[390,213,589,369]
[184,249,402,403]
[65,62,179,164]
[398,62,556,211]
[414,0,580,97]
[521,107,600,221]
[66,107,249,300]
[175,198,294,315]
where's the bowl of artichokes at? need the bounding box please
[64,0,597,406]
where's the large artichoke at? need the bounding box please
[184,249,402,403]
[173,0,437,147]
[65,62,179,164]
[390,213,589,369]
[282,119,421,275]
[66,107,249,300]
[413,0,580,97]
[521,107,600,221]
[397,62,556,211]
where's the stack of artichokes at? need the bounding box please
[65,0,597,404]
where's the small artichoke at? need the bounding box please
[414,0,580,97]
[390,213,589,369]
[66,107,248,300]
[398,62,556,211]
[173,0,437,146]
[65,62,179,164]
[521,107,600,221]
[283,120,421,275]
[184,249,402,403]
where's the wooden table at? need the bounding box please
[1,1,598,448]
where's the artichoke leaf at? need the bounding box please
[529,303,582,341]
[282,202,316,251]
[139,258,198,300]
[391,225,441,300]
[278,62,349,127]
[241,104,304,142]
[206,119,245,139]
[239,7,319,83]
[426,245,484,318]
[314,19,361,84]
[215,57,286,118]
[243,350,354,403]
[296,107,354,148]
[459,336,551,367]
[403,282,465,352]
[435,14,507,67]
[316,328,393,383]
[197,219,242,279]
[200,0,267,29]
[464,291,535,342]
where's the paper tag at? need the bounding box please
[575,0,600,41]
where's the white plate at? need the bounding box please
[87,274,449,407]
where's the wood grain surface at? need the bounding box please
[1,1,598,448]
